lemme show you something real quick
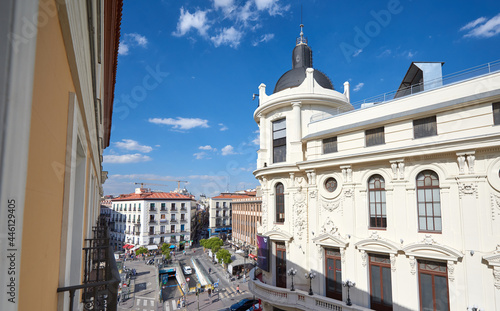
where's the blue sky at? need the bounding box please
[103,0,500,197]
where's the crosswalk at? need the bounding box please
[135,297,156,310]
[163,284,243,310]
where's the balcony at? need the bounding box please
[248,268,363,311]
[170,219,178,223]
[180,219,187,224]
[180,207,187,211]
[149,219,156,224]
[160,219,168,223]
[134,232,140,236]
[149,208,156,212]
[57,215,119,310]
[170,208,177,212]
[135,219,141,224]
[160,207,167,211]
[169,238,177,243]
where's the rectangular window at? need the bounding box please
[418,260,449,311]
[273,118,286,163]
[413,116,437,139]
[323,137,338,154]
[369,254,393,310]
[493,102,500,125]
[171,225,175,233]
[325,248,342,300]
[216,202,219,208]
[365,127,385,147]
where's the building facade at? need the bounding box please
[248,27,500,311]
[232,190,262,252]
[0,1,122,310]
[111,188,196,251]
[209,192,256,237]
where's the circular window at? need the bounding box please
[325,178,338,193]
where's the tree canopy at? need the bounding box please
[200,237,223,250]
[161,243,171,260]
[135,247,148,256]
[216,248,232,265]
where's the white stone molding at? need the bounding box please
[491,193,500,221]
[309,190,317,199]
[447,261,455,282]
[320,198,342,215]
[344,188,354,198]
[409,256,416,275]
[355,236,401,255]
[403,236,463,261]
[289,173,295,187]
[458,182,478,198]
[263,227,293,242]
[390,254,396,272]
[361,250,367,267]
[457,151,475,175]
[293,191,306,204]
[457,154,466,175]
[294,202,307,241]
[389,159,405,180]
[340,248,346,264]
[312,232,348,249]
[270,113,283,121]
[483,245,500,290]
[341,165,352,183]
[467,154,475,174]
[306,169,316,185]
[321,217,337,235]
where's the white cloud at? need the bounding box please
[221,145,236,155]
[118,33,148,55]
[377,49,391,57]
[149,117,209,130]
[118,42,129,55]
[219,123,228,131]
[353,82,364,92]
[252,136,260,145]
[254,0,290,16]
[114,139,152,153]
[103,154,152,164]
[407,51,415,58]
[460,14,500,38]
[213,0,234,9]
[128,33,148,46]
[252,33,274,46]
[172,7,210,37]
[193,152,208,160]
[353,49,363,57]
[199,145,214,150]
[211,27,243,48]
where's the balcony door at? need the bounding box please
[276,242,287,288]
[325,248,342,300]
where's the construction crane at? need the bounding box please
[134,180,188,192]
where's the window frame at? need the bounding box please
[493,102,500,125]
[272,118,286,163]
[418,260,450,311]
[368,175,387,229]
[323,136,338,154]
[416,170,442,233]
[413,115,437,139]
[369,254,393,311]
[365,127,385,147]
[275,183,285,223]
[325,248,342,300]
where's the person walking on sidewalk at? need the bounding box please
[208,287,212,298]
[236,285,240,294]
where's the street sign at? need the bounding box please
[186,277,190,282]
[214,282,219,288]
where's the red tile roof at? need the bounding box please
[211,192,256,199]
[112,192,193,201]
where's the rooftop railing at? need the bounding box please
[310,59,500,123]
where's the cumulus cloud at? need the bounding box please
[173,8,209,37]
[218,123,228,131]
[213,0,234,10]
[193,152,208,160]
[211,27,243,48]
[254,0,290,16]
[114,139,153,153]
[103,154,152,164]
[353,82,364,92]
[149,117,209,130]
[221,145,236,155]
[252,33,274,46]
[199,145,215,150]
[118,33,148,56]
[460,14,500,38]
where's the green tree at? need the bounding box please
[136,247,148,256]
[202,237,223,261]
[161,243,171,261]
[216,249,232,265]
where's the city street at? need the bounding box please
[117,245,254,311]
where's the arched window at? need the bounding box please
[416,170,442,232]
[368,175,386,228]
[276,183,285,223]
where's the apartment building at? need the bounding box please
[208,191,256,238]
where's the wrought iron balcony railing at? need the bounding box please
[57,215,120,311]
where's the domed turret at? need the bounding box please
[273,24,334,93]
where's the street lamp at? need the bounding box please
[304,270,316,295]
[287,268,297,291]
[342,279,356,306]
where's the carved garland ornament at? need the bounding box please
[447,261,455,282]
[491,193,500,220]
[294,203,307,240]
[409,256,416,275]
[458,182,478,198]
[321,199,342,214]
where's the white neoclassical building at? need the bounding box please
[248,26,500,311]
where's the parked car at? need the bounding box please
[230,299,260,311]
[183,265,193,275]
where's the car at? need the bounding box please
[230,299,250,311]
[183,266,193,275]
[236,299,260,311]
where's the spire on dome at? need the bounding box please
[296,23,308,46]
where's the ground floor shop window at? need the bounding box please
[369,254,393,311]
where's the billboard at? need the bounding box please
[256,234,270,272]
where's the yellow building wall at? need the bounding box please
[19,0,76,309]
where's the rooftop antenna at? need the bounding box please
[297,5,307,45]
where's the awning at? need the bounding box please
[169,245,176,249]
[146,245,158,250]
[122,244,130,249]
[127,244,134,249]
[248,253,257,260]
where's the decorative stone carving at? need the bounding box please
[321,217,337,234]
[261,200,268,227]
[294,202,307,240]
[422,234,437,245]
[260,176,268,188]
[341,165,352,182]
[458,182,478,198]
[293,191,306,204]
[457,151,476,174]
[309,190,317,199]
[344,188,354,198]
[369,231,381,240]
[321,199,342,213]
[467,154,475,174]
[390,254,396,272]
[409,256,416,275]
[289,173,295,187]
[494,267,500,290]
[447,261,455,282]
[457,154,466,175]
[340,248,346,264]
[270,113,283,121]
[306,170,316,185]
[491,193,500,220]
[361,250,367,267]
[390,159,405,180]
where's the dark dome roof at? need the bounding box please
[273,25,334,94]
[273,67,334,93]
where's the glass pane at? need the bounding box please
[420,273,434,311]
[419,217,427,230]
[380,191,386,203]
[371,266,381,302]
[425,189,432,200]
[426,203,434,216]
[432,177,439,187]
[382,267,393,305]
[369,192,375,202]
[434,203,441,216]
[273,118,286,130]
[381,203,386,216]
[427,218,434,231]
[433,189,441,202]
[335,259,342,292]
[417,189,425,202]
[327,258,335,290]
[273,128,286,139]
[424,176,432,186]
[376,204,381,215]
[435,218,442,231]
[370,204,375,215]
[375,191,381,202]
[434,275,449,311]
[419,203,426,216]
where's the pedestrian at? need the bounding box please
[236,285,240,294]
[177,299,180,308]
[208,287,211,297]
[209,268,211,274]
